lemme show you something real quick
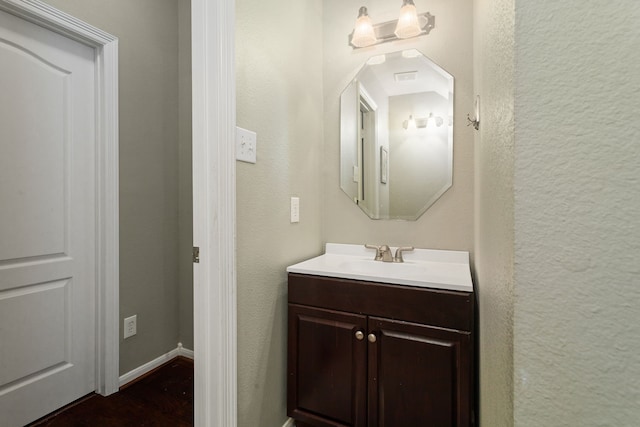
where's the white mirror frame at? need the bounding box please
[192,0,237,426]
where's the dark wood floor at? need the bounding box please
[29,357,193,427]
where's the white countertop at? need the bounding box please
[287,243,473,292]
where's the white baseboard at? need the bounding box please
[177,342,194,359]
[282,418,295,427]
[119,343,194,387]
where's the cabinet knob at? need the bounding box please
[355,330,364,340]
[368,333,377,343]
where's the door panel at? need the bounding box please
[368,317,471,427]
[288,304,367,427]
[0,279,69,385]
[0,35,68,261]
[0,8,97,426]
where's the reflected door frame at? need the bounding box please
[0,0,120,396]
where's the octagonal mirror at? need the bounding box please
[340,50,454,220]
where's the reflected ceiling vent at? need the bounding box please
[394,71,418,82]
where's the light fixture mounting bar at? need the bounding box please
[349,12,435,49]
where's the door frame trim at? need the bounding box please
[0,0,120,396]
[191,0,237,425]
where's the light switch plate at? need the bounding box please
[236,126,257,163]
[290,197,300,223]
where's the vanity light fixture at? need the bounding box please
[401,48,423,59]
[395,0,422,39]
[349,3,435,49]
[366,54,387,65]
[351,7,377,48]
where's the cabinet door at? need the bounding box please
[288,304,367,427]
[368,317,472,427]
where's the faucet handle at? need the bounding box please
[365,244,383,260]
[394,246,414,263]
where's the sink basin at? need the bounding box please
[286,243,472,292]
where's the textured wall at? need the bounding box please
[42,0,184,374]
[513,1,640,424]
[473,0,515,425]
[235,0,324,425]
[322,0,474,251]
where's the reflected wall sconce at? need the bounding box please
[350,1,435,49]
[403,113,445,130]
[403,115,417,130]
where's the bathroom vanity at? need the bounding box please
[286,244,475,427]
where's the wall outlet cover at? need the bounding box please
[124,315,137,339]
[236,126,257,163]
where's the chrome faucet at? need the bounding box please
[366,244,394,262]
[393,246,414,263]
[365,245,414,263]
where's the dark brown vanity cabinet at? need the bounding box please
[287,273,474,427]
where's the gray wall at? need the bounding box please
[177,0,193,351]
[512,1,640,424]
[235,0,324,426]
[322,0,475,250]
[474,0,515,425]
[43,0,192,374]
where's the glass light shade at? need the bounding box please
[394,1,422,39]
[352,7,377,48]
[403,115,417,130]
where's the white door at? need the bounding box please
[0,8,97,427]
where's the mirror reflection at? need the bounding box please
[340,50,454,220]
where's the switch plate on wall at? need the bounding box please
[291,197,300,223]
[124,315,137,339]
[236,126,257,163]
